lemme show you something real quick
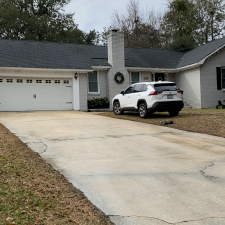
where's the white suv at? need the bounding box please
[112,81,184,118]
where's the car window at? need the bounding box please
[124,86,135,94]
[134,84,142,93]
[140,84,147,92]
[153,83,179,92]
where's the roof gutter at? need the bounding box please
[126,67,177,73]
[126,63,202,73]
[0,67,93,74]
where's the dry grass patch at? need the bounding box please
[0,124,114,225]
[99,109,225,138]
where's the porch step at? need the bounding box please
[183,101,192,109]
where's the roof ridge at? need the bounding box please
[0,39,107,48]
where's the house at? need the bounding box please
[0,29,225,111]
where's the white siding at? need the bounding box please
[79,74,88,111]
[200,49,225,108]
[168,73,176,82]
[140,72,151,82]
[175,67,201,109]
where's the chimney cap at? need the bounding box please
[111,28,120,32]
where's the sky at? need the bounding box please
[64,0,168,33]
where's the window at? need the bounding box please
[26,80,32,83]
[45,80,51,83]
[55,80,60,84]
[124,86,135,94]
[133,84,147,93]
[88,71,99,93]
[131,72,140,84]
[0,79,3,82]
[64,80,69,84]
[17,79,23,83]
[134,84,143,92]
[36,80,42,83]
[7,79,13,83]
[140,84,147,92]
[222,69,225,89]
[154,83,179,92]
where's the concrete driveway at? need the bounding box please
[1,111,225,225]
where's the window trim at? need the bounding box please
[130,72,140,84]
[88,71,100,94]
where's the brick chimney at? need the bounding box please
[107,29,125,68]
[107,29,129,109]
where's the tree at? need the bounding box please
[0,0,96,44]
[162,0,199,50]
[84,29,100,45]
[194,0,225,44]
[162,0,225,50]
[109,0,163,48]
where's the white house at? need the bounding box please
[0,29,225,111]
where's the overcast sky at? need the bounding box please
[64,0,168,33]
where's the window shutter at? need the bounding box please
[217,67,222,90]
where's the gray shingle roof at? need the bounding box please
[1,37,225,70]
[125,48,185,68]
[177,37,225,68]
[0,39,109,70]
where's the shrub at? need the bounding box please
[88,97,110,109]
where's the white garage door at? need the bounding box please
[0,78,73,111]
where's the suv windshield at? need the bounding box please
[153,83,179,92]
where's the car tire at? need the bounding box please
[139,103,148,118]
[113,101,124,115]
[169,111,179,116]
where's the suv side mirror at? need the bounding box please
[120,91,125,95]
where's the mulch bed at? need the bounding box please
[99,109,225,138]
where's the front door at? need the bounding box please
[155,73,165,81]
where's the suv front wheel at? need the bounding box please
[113,101,124,115]
[139,103,148,118]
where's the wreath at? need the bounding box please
[114,72,125,84]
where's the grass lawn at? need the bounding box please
[0,124,114,225]
[99,109,225,138]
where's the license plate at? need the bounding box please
[167,95,173,99]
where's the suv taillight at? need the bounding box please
[149,91,162,95]
[177,90,184,94]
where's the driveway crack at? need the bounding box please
[26,141,48,154]
[50,133,151,142]
[109,215,225,224]
[108,215,172,224]
[200,159,221,180]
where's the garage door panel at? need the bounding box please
[0,94,34,103]
[0,102,73,111]
[0,78,73,111]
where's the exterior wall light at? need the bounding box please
[74,72,78,80]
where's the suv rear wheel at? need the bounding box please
[169,110,179,116]
[139,103,148,118]
[113,101,124,115]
